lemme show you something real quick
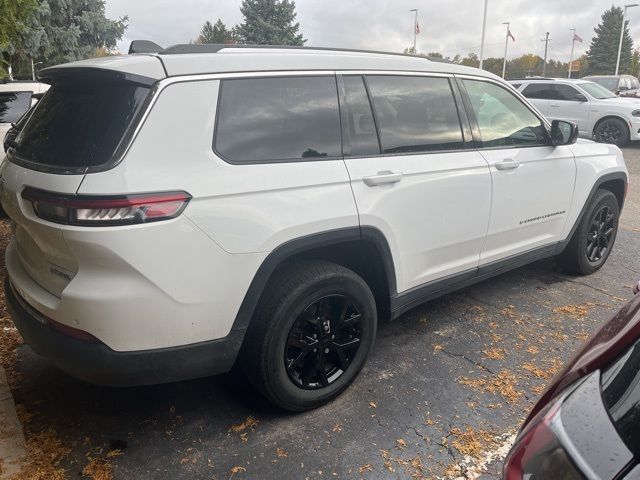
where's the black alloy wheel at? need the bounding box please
[285,294,362,389]
[586,205,615,263]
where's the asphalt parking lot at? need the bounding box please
[1,145,639,480]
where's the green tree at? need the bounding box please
[0,0,37,76]
[630,49,640,77]
[587,6,633,75]
[460,52,479,68]
[235,0,305,45]
[426,51,443,58]
[6,0,127,78]
[197,19,233,44]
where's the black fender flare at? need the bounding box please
[229,226,397,337]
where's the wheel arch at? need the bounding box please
[557,171,628,254]
[231,227,396,345]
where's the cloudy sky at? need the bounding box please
[104,0,640,63]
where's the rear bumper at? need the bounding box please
[6,279,244,386]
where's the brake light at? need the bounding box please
[503,400,581,480]
[21,187,191,226]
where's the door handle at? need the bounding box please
[362,170,403,186]
[494,158,520,171]
[550,103,560,107]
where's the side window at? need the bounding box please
[632,77,640,89]
[342,76,380,156]
[215,76,342,163]
[510,83,522,89]
[0,91,32,123]
[462,79,546,148]
[521,83,553,99]
[366,75,464,153]
[553,84,581,101]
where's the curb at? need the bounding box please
[0,365,26,479]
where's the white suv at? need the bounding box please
[511,78,640,147]
[0,45,628,411]
[0,81,49,154]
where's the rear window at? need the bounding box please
[0,91,31,123]
[601,338,640,456]
[215,76,342,163]
[13,80,149,170]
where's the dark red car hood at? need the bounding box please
[523,292,640,428]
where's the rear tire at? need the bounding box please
[558,189,620,275]
[240,260,377,411]
[594,118,629,147]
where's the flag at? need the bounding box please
[415,21,421,35]
[508,29,515,42]
[573,33,582,43]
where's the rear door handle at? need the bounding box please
[550,103,560,107]
[494,158,520,171]
[362,170,403,186]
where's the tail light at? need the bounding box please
[503,399,581,480]
[22,187,191,226]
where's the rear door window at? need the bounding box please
[521,83,554,99]
[365,75,464,153]
[14,80,150,170]
[0,91,31,123]
[215,76,342,163]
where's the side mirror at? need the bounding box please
[550,120,579,146]
[574,93,588,102]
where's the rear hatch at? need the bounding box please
[1,65,158,298]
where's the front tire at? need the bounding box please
[240,261,377,411]
[594,118,629,147]
[559,189,620,275]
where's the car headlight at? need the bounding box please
[633,110,640,117]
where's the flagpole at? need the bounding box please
[568,28,576,78]
[410,9,418,53]
[502,22,510,79]
[479,0,489,69]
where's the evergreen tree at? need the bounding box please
[0,0,37,76]
[587,6,633,75]
[235,0,305,46]
[197,19,232,44]
[5,0,127,77]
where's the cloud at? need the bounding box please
[105,0,640,62]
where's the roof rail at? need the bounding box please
[129,40,164,54]
[157,43,449,62]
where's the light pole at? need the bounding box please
[410,9,418,54]
[568,29,576,78]
[479,0,489,69]
[502,22,510,79]
[616,4,638,75]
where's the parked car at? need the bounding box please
[503,282,640,479]
[0,44,628,411]
[3,93,44,154]
[0,81,49,154]
[511,77,640,146]
[584,74,640,98]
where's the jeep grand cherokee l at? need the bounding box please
[0,45,628,411]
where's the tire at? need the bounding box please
[594,118,629,147]
[240,260,377,411]
[558,189,620,275]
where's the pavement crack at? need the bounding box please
[553,276,626,301]
[440,348,496,375]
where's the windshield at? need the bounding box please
[13,79,150,170]
[588,77,619,92]
[580,81,617,99]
